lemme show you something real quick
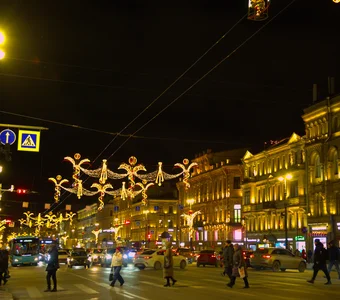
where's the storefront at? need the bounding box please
[295,235,306,251]
[309,224,328,248]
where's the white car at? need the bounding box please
[90,249,105,265]
[133,249,188,270]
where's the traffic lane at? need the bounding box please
[5,263,339,300]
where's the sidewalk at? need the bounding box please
[0,289,13,300]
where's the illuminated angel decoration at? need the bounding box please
[118,156,146,189]
[19,211,35,228]
[248,0,270,21]
[90,183,114,210]
[136,180,154,205]
[48,175,69,203]
[174,158,198,190]
[181,211,201,229]
[92,229,102,244]
[64,153,90,186]
[112,225,123,241]
[0,220,6,232]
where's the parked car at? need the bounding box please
[197,250,219,267]
[90,249,105,265]
[250,247,306,272]
[67,249,91,269]
[133,249,188,270]
[175,248,194,263]
[101,248,128,267]
[58,249,69,264]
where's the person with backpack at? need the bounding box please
[326,240,340,279]
[307,239,331,285]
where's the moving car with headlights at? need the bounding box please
[101,248,128,267]
[250,247,306,272]
[197,250,219,267]
[134,249,188,270]
[57,249,69,264]
[67,249,91,268]
[90,249,105,265]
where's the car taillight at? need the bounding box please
[250,254,254,258]
[262,255,271,259]
[211,255,216,258]
[143,256,150,260]
[197,255,200,258]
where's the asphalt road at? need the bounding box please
[1,262,339,300]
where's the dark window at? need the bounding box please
[114,206,119,212]
[135,206,140,211]
[233,177,241,189]
[154,206,159,211]
[169,206,173,214]
[244,191,250,205]
[110,210,113,216]
[290,181,298,198]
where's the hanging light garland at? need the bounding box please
[60,153,197,210]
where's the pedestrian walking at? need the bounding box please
[44,240,59,292]
[163,242,177,287]
[326,240,340,279]
[221,240,234,283]
[307,239,331,285]
[110,247,124,287]
[0,248,9,286]
[227,244,249,289]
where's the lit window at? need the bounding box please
[234,204,241,223]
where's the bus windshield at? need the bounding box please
[12,238,40,256]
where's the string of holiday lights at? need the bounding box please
[58,153,197,210]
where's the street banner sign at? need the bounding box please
[0,129,16,145]
[17,130,40,152]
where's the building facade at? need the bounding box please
[302,93,340,249]
[241,133,307,251]
[177,149,246,250]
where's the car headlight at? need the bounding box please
[123,254,128,259]
[106,255,112,260]
[128,252,135,258]
[93,255,98,259]
[14,259,19,262]
[34,257,38,261]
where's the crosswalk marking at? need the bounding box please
[74,284,98,294]
[26,286,43,298]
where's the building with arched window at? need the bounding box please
[241,133,307,251]
[302,93,340,249]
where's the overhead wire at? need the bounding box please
[47,1,299,213]
[45,12,249,213]
[106,0,298,161]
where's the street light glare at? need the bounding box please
[286,174,292,180]
[0,49,5,60]
[0,32,5,44]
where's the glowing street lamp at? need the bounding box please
[278,174,292,249]
[0,31,5,60]
[333,0,340,3]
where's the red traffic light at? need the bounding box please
[17,189,27,194]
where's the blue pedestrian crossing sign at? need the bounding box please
[17,130,41,152]
[0,129,16,145]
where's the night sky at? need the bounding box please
[0,0,339,219]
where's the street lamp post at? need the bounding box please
[278,174,292,250]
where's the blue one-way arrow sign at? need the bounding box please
[0,129,16,145]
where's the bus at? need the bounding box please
[9,236,40,266]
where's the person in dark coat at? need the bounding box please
[0,249,9,286]
[307,239,331,285]
[227,244,249,289]
[221,240,234,281]
[326,240,340,279]
[163,242,177,287]
[44,241,59,292]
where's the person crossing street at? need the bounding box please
[110,247,125,287]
